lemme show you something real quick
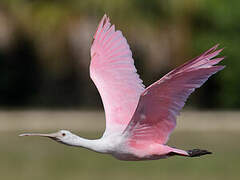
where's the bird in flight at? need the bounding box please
[20,15,225,161]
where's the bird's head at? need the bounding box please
[19,130,77,145]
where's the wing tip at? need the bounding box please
[93,14,111,40]
[186,45,225,70]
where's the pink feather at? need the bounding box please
[123,46,224,148]
[90,15,145,135]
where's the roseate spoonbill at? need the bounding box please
[20,15,225,161]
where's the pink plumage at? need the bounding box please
[20,15,225,161]
[124,46,224,144]
[90,14,145,135]
[90,15,224,159]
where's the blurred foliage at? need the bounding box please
[191,0,240,108]
[0,0,239,109]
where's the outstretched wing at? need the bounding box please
[90,15,145,135]
[124,45,224,146]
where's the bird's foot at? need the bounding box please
[187,149,212,157]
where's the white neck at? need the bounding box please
[63,135,108,153]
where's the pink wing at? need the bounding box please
[90,15,145,135]
[124,45,225,146]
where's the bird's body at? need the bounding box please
[20,15,225,161]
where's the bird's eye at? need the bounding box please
[62,133,66,137]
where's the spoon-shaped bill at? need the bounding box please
[19,132,59,138]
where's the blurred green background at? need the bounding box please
[0,0,239,180]
[0,0,239,109]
